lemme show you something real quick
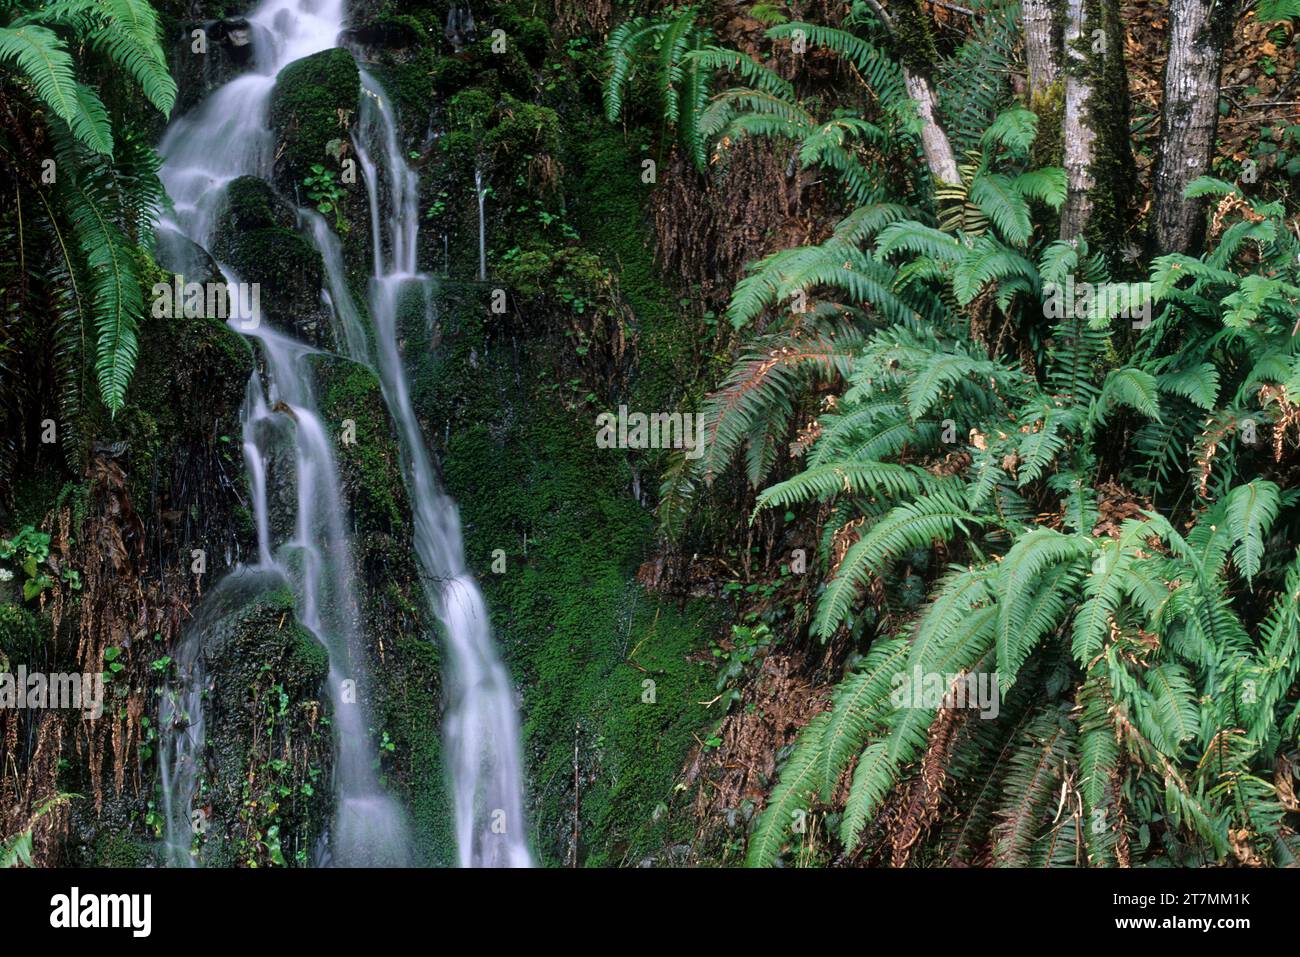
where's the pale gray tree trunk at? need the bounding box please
[904,69,961,186]
[1058,0,1133,247]
[1021,0,1063,99]
[1150,0,1239,254]
[862,0,961,187]
[1059,0,1095,240]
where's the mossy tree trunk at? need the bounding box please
[1150,0,1239,254]
[1059,0,1134,251]
[1022,0,1063,99]
[866,0,960,187]
[904,70,961,187]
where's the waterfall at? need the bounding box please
[156,0,409,867]
[475,167,488,282]
[339,71,533,867]
[156,0,530,867]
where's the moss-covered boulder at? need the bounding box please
[221,174,295,232]
[212,220,331,348]
[313,356,408,543]
[192,577,333,867]
[269,47,360,195]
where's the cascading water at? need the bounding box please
[156,0,409,867]
[156,0,530,867]
[475,167,488,282]
[341,71,533,867]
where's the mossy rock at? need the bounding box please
[311,355,408,540]
[0,602,43,670]
[497,13,550,67]
[192,575,333,867]
[443,93,560,177]
[221,175,294,232]
[212,225,331,347]
[91,831,155,868]
[370,632,453,865]
[270,47,360,194]
[340,14,426,53]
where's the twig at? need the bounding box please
[924,0,982,16]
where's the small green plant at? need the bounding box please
[711,619,773,692]
[1,526,51,600]
[303,164,347,233]
[137,717,156,762]
[143,800,165,838]
[103,646,124,682]
[748,2,790,24]
[425,188,450,219]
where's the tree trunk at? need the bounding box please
[1022,0,1063,99]
[904,68,961,186]
[1150,0,1239,255]
[1059,0,1095,240]
[1058,0,1134,248]
[863,0,961,187]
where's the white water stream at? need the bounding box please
[157,0,530,867]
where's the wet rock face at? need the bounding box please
[210,176,334,349]
[268,47,361,195]
[172,18,269,114]
[339,17,425,62]
[444,2,477,52]
[195,585,334,867]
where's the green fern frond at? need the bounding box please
[1224,480,1281,586]
[0,25,113,154]
[969,172,1032,246]
[814,488,976,638]
[995,529,1092,691]
[53,132,143,413]
[745,710,832,867]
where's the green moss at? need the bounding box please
[270,47,360,190]
[370,634,453,865]
[447,88,495,134]
[1030,81,1065,170]
[222,175,286,231]
[484,97,560,159]
[4,475,66,532]
[91,832,154,868]
[197,584,333,867]
[499,13,550,67]
[313,357,407,537]
[0,603,43,669]
[114,293,250,531]
[309,353,450,863]
[568,123,695,416]
[428,285,718,867]
[890,0,942,75]
[1072,0,1137,266]
[213,226,325,342]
